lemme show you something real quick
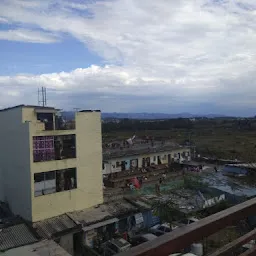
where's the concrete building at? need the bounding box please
[0,105,103,222]
[103,141,191,175]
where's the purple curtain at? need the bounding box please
[33,136,55,162]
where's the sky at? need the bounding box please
[0,0,255,115]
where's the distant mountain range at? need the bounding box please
[61,111,229,120]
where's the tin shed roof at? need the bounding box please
[33,214,77,239]
[0,223,38,251]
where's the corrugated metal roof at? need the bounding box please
[1,240,71,256]
[68,199,141,227]
[107,199,138,217]
[0,223,38,251]
[68,205,113,226]
[33,214,76,239]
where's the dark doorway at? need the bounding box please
[73,232,82,256]
[146,157,150,167]
[142,158,146,168]
[168,154,171,164]
[121,161,126,171]
[157,156,162,165]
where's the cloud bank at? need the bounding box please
[0,0,255,114]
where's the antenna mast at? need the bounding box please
[38,87,47,106]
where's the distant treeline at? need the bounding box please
[103,118,194,133]
[102,118,256,133]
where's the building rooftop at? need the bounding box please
[68,198,151,229]
[139,189,202,214]
[33,214,78,239]
[106,199,139,217]
[0,105,101,114]
[67,205,113,227]
[226,163,256,170]
[0,104,57,112]
[1,240,71,256]
[103,140,187,160]
[137,187,232,214]
[0,223,38,251]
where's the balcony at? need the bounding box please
[36,110,75,131]
[116,197,256,256]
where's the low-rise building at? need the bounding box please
[103,140,191,175]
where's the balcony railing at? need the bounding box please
[116,197,256,256]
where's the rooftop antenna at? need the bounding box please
[38,87,47,106]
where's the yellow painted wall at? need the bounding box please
[22,107,37,123]
[30,111,103,222]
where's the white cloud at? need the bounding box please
[0,0,255,113]
[0,65,255,114]
[0,17,9,24]
[0,29,60,43]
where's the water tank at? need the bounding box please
[190,243,203,256]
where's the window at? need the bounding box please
[33,136,55,162]
[34,173,46,197]
[34,168,77,197]
[56,168,77,192]
[130,159,138,168]
[54,135,76,160]
[33,135,76,162]
[37,113,54,130]
[116,161,120,167]
[121,161,126,171]
[44,171,56,194]
[34,171,56,196]
[153,156,156,161]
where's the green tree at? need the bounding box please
[152,199,184,224]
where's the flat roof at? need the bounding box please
[226,163,256,170]
[79,109,101,112]
[0,104,57,112]
[103,143,189,160]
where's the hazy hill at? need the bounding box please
[61,111,228,120]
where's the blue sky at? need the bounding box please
[0,0,255,115]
